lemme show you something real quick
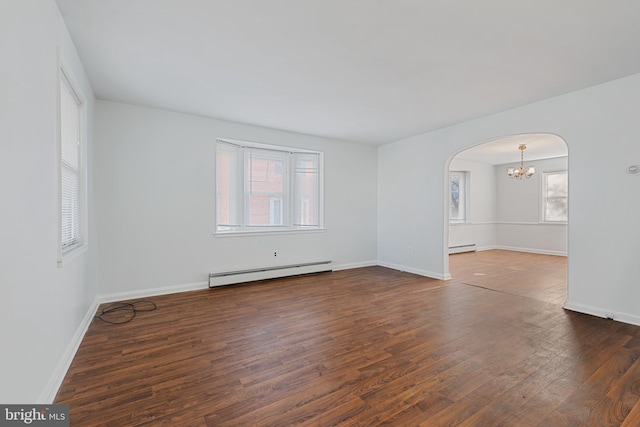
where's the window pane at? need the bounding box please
[246,151,286,226]
[547,173,568,198]
[450,175,460,218]
[293,153,319,226]
[60,73,81,252]
[544,172,568,221]
[215,139,323,233]
[216,143,241,229]
[60,84,79,168]
[449,171,466,223]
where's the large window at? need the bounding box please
[216,139,323,233]
[542,171,568,222]
[449,171,468,223]
[58,63,86,265]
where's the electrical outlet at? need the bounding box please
[273,251,277,257]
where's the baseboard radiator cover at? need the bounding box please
[448,243,477,254]
[209,261,333,288]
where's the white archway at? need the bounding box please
[443,133,569,299]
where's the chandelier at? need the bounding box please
[507,144,535,179]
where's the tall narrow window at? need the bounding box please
[449,171,468,223]
[216,139,323,233]
[246,148,288,227]
[216,142,241,229]
[58,64,86,264]
[293,154,320,227]
[542,171,568,222]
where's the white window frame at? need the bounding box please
[541,170,568,223]
[449,171,469,224]
[215,138,324,235]
[57,54,88,267]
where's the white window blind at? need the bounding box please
[216,139,323,233]
[60,71,82,252]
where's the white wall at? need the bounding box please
[377,136,449,278]
[448,158,497,250]
[0,1,96,403]
[95,101,378,298]
[496,156,568,255]
[378,73,640,324]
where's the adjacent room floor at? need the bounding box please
[56,250,640,426]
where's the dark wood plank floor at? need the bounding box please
[56,250,640,426]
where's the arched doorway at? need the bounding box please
[445,133,569,304]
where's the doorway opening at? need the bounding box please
[445,133,569,305]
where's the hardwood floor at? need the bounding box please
[56,250,640,426]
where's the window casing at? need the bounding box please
[58,61,87,265]
[449,171,468,223]
[216,139,323,234]
[542,170,568,222]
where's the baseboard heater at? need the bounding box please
[209,261,333,288]
[449,243,477,254]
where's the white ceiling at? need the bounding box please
[56,0,640,145]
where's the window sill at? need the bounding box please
[214,228,326,238]
[57,243,89,268]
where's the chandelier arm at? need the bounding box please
[507,144,535,179]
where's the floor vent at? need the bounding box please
[209,261,333,288]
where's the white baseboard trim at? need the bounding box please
[563,301,640,327]
[97,281,210,305]
[476,245,498,252]
[332,260,378,271]
[99,263,386,304]
[495,245,567,257]
[377,261,451,280]
[38,298,100,403]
